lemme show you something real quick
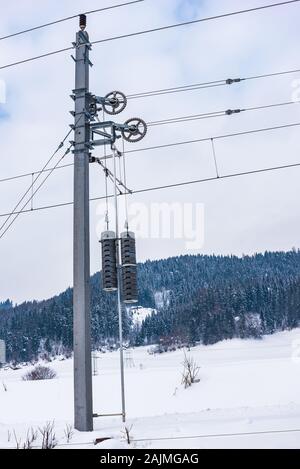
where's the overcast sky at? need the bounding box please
[1,0,300,304]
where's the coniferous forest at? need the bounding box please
[1,250,300,363]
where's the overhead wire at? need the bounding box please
[122,138,130,231]
[127,81,227,99]
[91,1,300,46]
[1,1,299,71]
[96,159,123,195]
[1,0,300,232]
[0,162,74,184]
[0,143,73,238]
[1,121,300,185]
[127,67,300,100]
[101,111,110,231]
[1,159,300,221]
[1,116,298,230]
[120,121,300,156]
[147,99,300,127]
[0,1,145,41]
[0,125,74,235]
[131,160,300,195]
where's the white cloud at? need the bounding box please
[1,0,300,302]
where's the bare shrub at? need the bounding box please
[64,423,74,443]
[38,421,57,449]
[23,428,38,449]
[22,365,56,381]
[13,430,21,449]
[2,381,7,391]
[181,353,200,389]
[13,427,38,449]
[12,424,56,449]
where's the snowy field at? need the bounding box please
[1,328,300,449]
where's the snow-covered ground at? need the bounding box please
[1,328,300,449]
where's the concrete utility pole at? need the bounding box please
[73,15,93,432]
[71,13,146,430]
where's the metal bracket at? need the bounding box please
[89,121,118,146]
[72,87,88,95]
[72,54,93,67]
[93,413,123,418]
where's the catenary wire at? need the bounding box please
[127,67,300,100]
[120,121,300,156]
[0,145,72,238]
[131,161,300,195]
[147,99,300,127]
[122,138,130,229]
[1,159,300,221]
[0,126,74,234]
[127,82,227,99]
[0,1,144,42]
[0,113,84,235]
[0,162,74,184]
[91,1,300,46]
[1,1,299,71]
[101,111,110,230]
[1,121,300,184]
[0,117,299,234]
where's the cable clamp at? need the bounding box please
[226,78,241,85]
[225,109,242,115]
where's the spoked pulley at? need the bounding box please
[103,91,127,115]
[122,118,147,143]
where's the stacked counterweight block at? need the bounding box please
[101,231,138,303]
[121,231,138,304]
[101,231,118,292]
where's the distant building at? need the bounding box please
[0,339,6,366]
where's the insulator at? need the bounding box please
[121,231,136,266]
[122,265,138,304]
[101,231,117,292]
[79,14,87,31]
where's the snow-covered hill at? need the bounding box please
[129,306,154,326]
[1,328,300,449]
